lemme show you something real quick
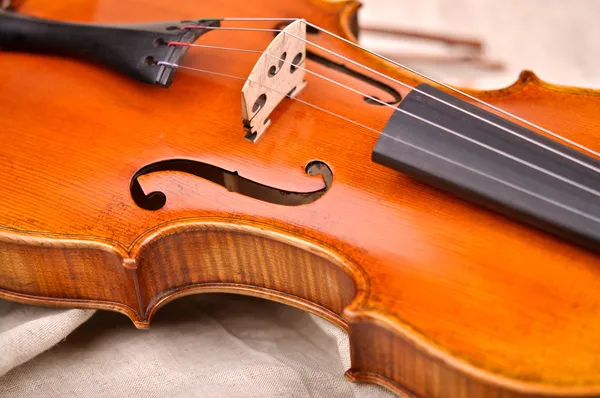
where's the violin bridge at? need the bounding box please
[241,20,307,143]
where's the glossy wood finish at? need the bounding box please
[1,0,600,396]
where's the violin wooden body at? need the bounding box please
[1,0,600,396]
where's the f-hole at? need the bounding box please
[130,159,333,211]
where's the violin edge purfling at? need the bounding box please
[4,215,600,398]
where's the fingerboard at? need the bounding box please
[372,83,600,253]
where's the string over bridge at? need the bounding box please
[241,20,307,142]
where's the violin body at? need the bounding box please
[1,0,600,396]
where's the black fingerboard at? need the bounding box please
[372,83,600,253]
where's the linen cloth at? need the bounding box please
[0,295,393,397]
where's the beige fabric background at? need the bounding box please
[359,0,600,90]
[0,296,391,397]
[1,1,597,397]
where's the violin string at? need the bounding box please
[158,57,600,199]
[171,42,600,196]
[183,24,600,175]
[156,60,600,223]
[182,26,281,33]
[218,17,600,160]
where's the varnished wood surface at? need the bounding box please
[1,0,600,396]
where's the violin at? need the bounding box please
[1,1,600,397]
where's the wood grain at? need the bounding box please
[1,0,600,396]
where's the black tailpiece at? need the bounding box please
[0,10,219,86]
